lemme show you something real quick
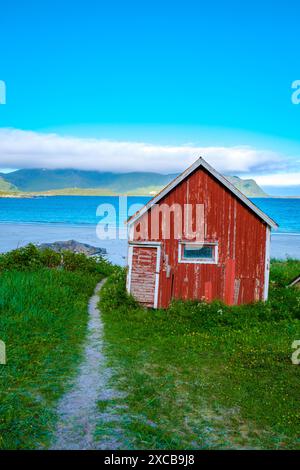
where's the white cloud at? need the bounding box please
[0,128,292,179]
[254,173,300,187]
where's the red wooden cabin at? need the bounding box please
[126,158,277,308]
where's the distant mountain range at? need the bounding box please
[0,168,268,197]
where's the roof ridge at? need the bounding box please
[126,157,278,229]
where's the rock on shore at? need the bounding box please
[38,240,107,256]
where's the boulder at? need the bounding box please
[38,240,107,256]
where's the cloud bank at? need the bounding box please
[0,128,296,185]
[254,173,300,187]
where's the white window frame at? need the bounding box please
[178,241,218,264]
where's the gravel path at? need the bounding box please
[50,279,126,450]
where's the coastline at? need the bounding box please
[0,222,127,266]
[1,192,300,199]
[0,222,299,264]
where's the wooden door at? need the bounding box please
[127,244,161,308]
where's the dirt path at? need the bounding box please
[50,279,126,450]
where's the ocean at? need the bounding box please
[0,196,299,264]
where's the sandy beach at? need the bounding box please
[0,223,127,266]
[0,222,299,264]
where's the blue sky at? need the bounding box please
[0,0,300,194]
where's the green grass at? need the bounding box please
[99,261,300,449]
[1,246,300,450]
[0,245,112,449]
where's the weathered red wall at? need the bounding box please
[131,167,267,308]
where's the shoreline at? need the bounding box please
[0,222,128,266]
[0,193,152,198]
[0,219,299,236]
[1,192,300,199]
[0,222,299,263]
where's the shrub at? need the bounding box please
[0,244,114,277]
[0,244,43,271]
[270,258,300,288]
[102,259,300,328]
[39,248,62,268]
[100,267,139,313]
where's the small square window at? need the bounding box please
[183,245,213,259]
[179,242,218,264]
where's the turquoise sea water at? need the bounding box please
[0,196,299,261]
[0,196,299,233]
[0,196,149,227]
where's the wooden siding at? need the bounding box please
[130,166,267,308]
[130,246,158,308]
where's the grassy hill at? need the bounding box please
[226,176,267,198]
[0,169,268,198]
[0,176,18,192]
[31,185,165,196]
[0,169,178,193]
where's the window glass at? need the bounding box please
[183,244,214,260]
